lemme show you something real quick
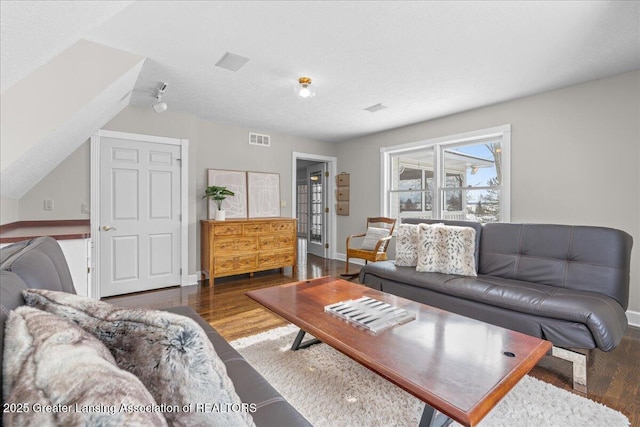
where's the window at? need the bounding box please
[296,183,308,235]
[381,125,510,223]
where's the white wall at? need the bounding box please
[13,106,337,275]
[336,70,640,312]
[19,142,90,220]
[0,40,144,200]
[0,198,19,224]
[102,106,338,276]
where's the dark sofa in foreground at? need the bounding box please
[360,219,633,392]
[1,237,310,426]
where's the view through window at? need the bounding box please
[383,125,510,223]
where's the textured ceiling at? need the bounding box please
[0,0,133,92]
[3,1,640,143]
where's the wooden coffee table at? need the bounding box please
[246,276,551,427]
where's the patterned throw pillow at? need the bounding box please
[3,306,167,427]
[416,224,477,276]
[361,226,391,251]
[23,289,256,427]
[395,224,421,266]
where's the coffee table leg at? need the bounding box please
[291,329,321,351]
[419,405,453,427]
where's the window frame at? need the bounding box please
[380,124,511,223]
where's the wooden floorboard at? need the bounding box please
[105,255,640,426]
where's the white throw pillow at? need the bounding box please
[416,224,477,276]
[395,224,421,266]
[361,226,391,251]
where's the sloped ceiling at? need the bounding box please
[0,2,142,200]
[0,0,133,93]
[1,1,639,199]
[0,40,145,199]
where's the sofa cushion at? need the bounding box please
[360,261,628,351]
[0,237,76,294]
[24,289,256,427]
[416,224,477,276]
[395,224,421,267]
[3,306,166,427]
[479,223,633,309]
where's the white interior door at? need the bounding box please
[307,163,328,258]
[98,136,181,297]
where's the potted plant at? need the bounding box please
[203,185,235,221]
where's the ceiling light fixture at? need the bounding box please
[297,77,315,98]
[152,82,168,113]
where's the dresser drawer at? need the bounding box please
[213,237,257,254]
[258,252,295,268]
[259,235,295,250]
[243,223,271,235]
[213,224,243,236]
[271,221,294,233]
[214,255,257,275]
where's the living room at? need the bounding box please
[1,1,639,426]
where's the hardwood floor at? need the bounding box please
[105,253,640,426]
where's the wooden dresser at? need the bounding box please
[200,218,297,284]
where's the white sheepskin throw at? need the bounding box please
[23,289,255,427]
[3,306,167,427]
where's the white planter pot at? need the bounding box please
[215,210,226,221]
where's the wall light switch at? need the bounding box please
[81,203,90,214]
[44,199,54,210]
[280,200,287,208]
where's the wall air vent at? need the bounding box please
[249,132,271,147]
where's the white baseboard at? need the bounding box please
[335,252,365,266]
[627,310,640,328]
[181,273,199,287]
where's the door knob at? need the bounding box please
[102,225,116,231]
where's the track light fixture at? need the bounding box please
[153,82,168,113]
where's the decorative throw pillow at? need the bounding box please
[361,226,390,251]
[23,289,255,427]
[395,224,421,266]
[416,224,477,276]
[3,306,167,427]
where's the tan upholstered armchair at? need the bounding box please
[342,217,396,277]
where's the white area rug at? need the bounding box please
[231,325,629,427]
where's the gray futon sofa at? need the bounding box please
[360,219,633,392]
[1,236,310,426]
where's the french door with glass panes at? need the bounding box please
[306,163,328,258]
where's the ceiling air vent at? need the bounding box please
[249,132,271,147]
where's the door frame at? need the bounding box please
[90,129,189,298]
[291,152,337,260]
